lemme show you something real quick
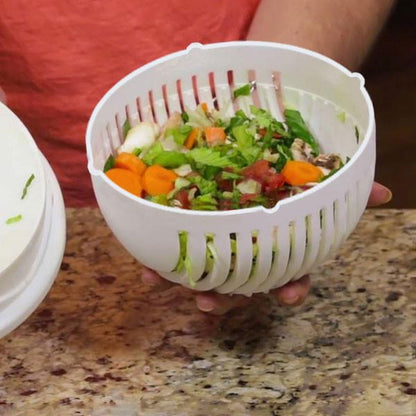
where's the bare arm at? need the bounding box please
[247,0,396,70]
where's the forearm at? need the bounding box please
[247,0,396,70]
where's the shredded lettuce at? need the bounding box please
[205,234,218,274]
[174,231,195,287]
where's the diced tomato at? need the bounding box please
[175,190,190,209]
[267,189,291,206]
[219,199,234,210]
[241,160,270,182]
[217,179,233,192]
[264,173,285,194]
[241,160,284,195]
[258,128,283,139]
[216,168,236,192]
[239,193,260,204]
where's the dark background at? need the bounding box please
[362,0,416,208]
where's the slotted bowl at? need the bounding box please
[86,41,375,296]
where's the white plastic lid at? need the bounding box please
[0,102,46,274]
[0,103,66,338]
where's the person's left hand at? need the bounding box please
[141,268,311,315]
[141,181,392,315]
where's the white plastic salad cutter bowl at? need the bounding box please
[86,41,375,296]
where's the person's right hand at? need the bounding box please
[367,181,392,206]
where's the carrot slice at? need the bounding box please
[115,152,147,176]
[200,102,209,113]
[184,128,200,149]
[106,168,143,196]
[281,160,323,186]
[142,164,178,196]
[204,127,226,145]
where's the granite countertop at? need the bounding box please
[0,208,415,415]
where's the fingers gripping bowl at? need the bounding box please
[86,41,375,296]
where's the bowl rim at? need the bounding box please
[86,40,375,217]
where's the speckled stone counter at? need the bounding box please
[0,209,415,416]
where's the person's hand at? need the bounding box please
[141,181,392,314]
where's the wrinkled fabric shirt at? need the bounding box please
[0,0,260,205]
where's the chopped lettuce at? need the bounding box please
[166,125,193,146]
[187,148,233,168]
[188,176,217,195]
[152,150,188,168]
[142,142,164,165]
[191,194,218,211]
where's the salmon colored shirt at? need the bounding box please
[0,0,260,206]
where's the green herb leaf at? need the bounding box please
[122,119,131,138]
[355,126,360,144]
[152,151,188,168]
[187,148,233,168]
[233,84,251,98]
[284,109,320,156]
[21,174,35,199]
[103,154,115,173]
[132,147,141,156]
[181,112,189,123]
[273,144,293,173]
[6,214,22,225]
[198,165,222,180]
